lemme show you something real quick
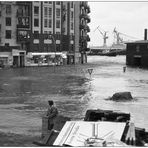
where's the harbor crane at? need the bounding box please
[113,27,138,44]
[94,26,109,47]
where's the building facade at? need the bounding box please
[0,1,90,67]
[126,29,148,68]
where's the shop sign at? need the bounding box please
[56,40,60,44]
[33,39,39,44]
[12,49,19,56]
[44,39,52,44]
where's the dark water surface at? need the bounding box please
[0,55,148,136]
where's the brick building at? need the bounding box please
[0,1,90,67]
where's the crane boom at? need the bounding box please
[94,26,109,47]
[113,27,139,44]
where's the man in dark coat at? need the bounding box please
[46,100,58,130]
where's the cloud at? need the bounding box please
[88,2,148,46]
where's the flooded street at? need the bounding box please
[0,55,148,137]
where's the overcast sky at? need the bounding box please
[88,1,148,46]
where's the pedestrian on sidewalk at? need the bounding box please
[46,100,58,130]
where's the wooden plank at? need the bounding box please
[53,121,126,147]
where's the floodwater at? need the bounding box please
[0,55,148,137]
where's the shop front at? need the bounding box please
[12,49,26,67]
[26,52,67,67]
[0,52,13,68]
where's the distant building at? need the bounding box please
[126,29,148,68]
[0,1,90,67]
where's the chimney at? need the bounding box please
[144,29,147,40]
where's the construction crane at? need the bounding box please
[113,27,138,44]
[94,26,109,47]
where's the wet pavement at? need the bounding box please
[0,55,148,137]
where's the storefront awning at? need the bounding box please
[27,52,67,58]
[31,52,62,56]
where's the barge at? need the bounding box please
[34,109,148,146]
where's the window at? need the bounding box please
[48,2,52,4]
[34,31,39,34]
[6,30,11,39]
[56,20,60,28]
[44,31,48,34]
[71,11,74,19]
[34,31,39,39]
[71,22,73,30]
[44,7,48,16]
[6,5,11,14]
[44,19,48,27]
[71,2,73,8]
[34,6,39,15]
[6,17,11,26]
[56,8,60,18]
[56,2,60,5]
[34,18,39,27]
[56,32,60,35]
[49,8,52,17]
[49,19,52,28]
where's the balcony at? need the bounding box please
[80,13,91,23]
[17,24,30,29]
[87,5,91,14]
[80,24,86,29]
[87,35,90,41]
[17,35,30,42]
[80,13,87,19]
[85,15,91,23]
[17,30,30,42]
[85,26,90,32]
[80,36,87,42]
[17,17,30,29]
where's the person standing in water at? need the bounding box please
[46,100,58,130]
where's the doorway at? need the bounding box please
[13,56,19,67]
[134,56,141,67]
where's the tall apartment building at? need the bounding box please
[0,1,90,67]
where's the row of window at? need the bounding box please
[4,31,75,40]
[6,5,11,14]
[34,18,60,29]
[4,17,61,29]
[3,2,74,16]
[34,6,60,19]
[5,17,30,27]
